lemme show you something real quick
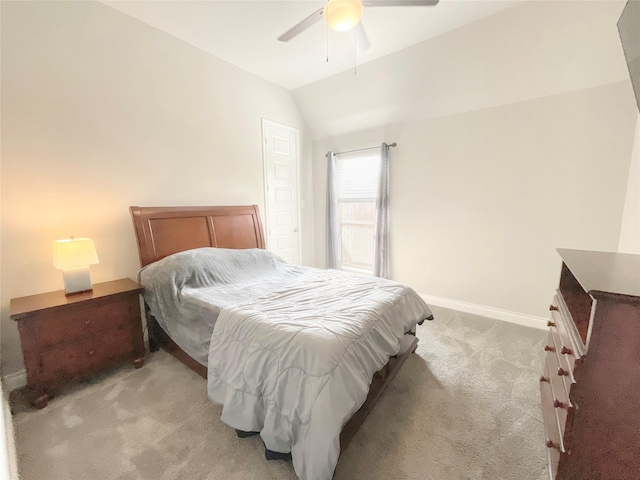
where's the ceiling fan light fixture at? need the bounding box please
[323,0,364,33]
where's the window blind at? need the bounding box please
[336,152,381,199]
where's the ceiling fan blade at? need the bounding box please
[362,0,439,6]
[348,22,372,52]
[277,8,324,42]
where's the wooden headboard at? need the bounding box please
[130,205,265,267]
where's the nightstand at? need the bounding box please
[10,278,146,408]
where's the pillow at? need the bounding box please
[139,247,288,291]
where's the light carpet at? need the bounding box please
[11,306,549,480]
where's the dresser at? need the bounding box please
[10,278,146,408]
[540,249,640,479]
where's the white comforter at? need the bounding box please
[140,248,432,479]
[207,268,431,480]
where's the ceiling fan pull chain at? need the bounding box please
[326,21,329,63]
[354,29,357,75]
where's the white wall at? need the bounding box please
[0,1,313,377]
[0,2,19,472]
[618,113,640,254]
[296,1,633,140]
[295,0,638,319]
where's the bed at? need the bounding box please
[130,205,433,480]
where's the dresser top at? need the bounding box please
[10,278,142,319]
[557,249,640,299]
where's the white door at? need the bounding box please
[262,119,301,264]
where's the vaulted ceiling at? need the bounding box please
[102,0,522,90]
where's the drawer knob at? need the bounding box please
[553,399,568,409]
[560,345,573,355]
[88,350,95,356]
[557,367,569,377]
[85,320,91,325]
[546,439,561,451]
[547,321,556,327]
[540,375,549,383]
[544,345,555,352]
[549,305,559,311]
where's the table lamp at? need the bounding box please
[53,237,99,295]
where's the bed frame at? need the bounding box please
[129,204,422,452]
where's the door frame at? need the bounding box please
[261,118,302,264]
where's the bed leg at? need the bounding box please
[265,449,292,462]
[146,308,160,352]
[410,332,419,353]
[417,315,435,326]
[405,328,419,353]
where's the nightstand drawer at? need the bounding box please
[39,327,133,382]
[35,299,130,347]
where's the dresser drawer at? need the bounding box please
[544,333,571,406]
[547,329,577,403]
[549,309,576,358]
[540,360,565,456]
[545,357,570,453]
[548,319,577,379]
[35,300,131,347]
[553,293,586,357]
[545,443,560,480]
[39,327,133,383]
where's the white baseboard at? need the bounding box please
[2,371,27,393]
[419,293,548,330]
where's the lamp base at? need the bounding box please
[62,266,93,296]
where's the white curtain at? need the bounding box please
[373,143,390,279]
[326,152,341,270]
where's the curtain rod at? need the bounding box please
[325,142,396,158]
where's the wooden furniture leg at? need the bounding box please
[33,392,50,409]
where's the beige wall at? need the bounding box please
[296,1,638,319]
[0,1,313,376]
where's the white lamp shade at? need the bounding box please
[323,0,363,33]
[53,238,99,270]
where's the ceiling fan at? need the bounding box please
[278,0,440,52]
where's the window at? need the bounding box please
[327,143,391,278]
[336,151,381,274]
